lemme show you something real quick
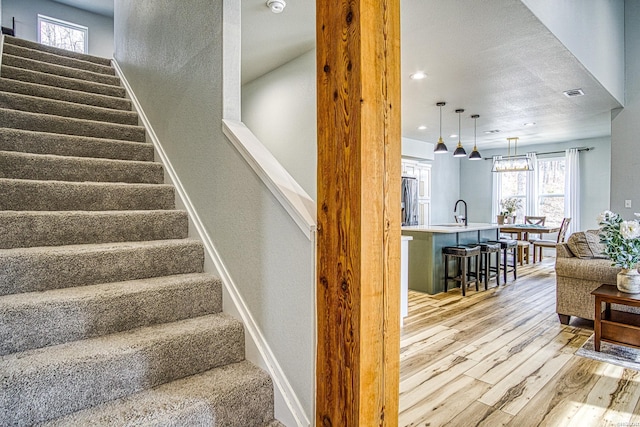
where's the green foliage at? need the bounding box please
[598,211,640,270]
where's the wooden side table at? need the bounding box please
[592,284,640,351]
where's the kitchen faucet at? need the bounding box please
[454,199,468,226]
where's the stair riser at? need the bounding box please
[0,151,163,184]
[0,241,204,295]
[3,43,115,76]
[3,54,121,86]
[4,36,112,66]
[0,275,223,355]
[0,78,131,110]
[1,65,126,97]
[0,179,174,211]
[0,129,154,162]
[0,92,139,125]
[1,318,244,426]
[37,362,274,427]
[0,109,146,142]
[0,211,188,249]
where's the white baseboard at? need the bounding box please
[112,59,310,427]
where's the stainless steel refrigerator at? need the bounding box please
[401,176,418,226]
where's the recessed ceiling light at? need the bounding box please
[523,122,536,127]
[484,129,501,134]
[410,72,427,80]
[418,125,427,130]
[563,88,584,97]
[449,134,458,138]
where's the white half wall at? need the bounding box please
[2,0,113,57]
[113,1,314,424]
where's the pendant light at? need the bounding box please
[434,102,448,154]
[468,114,482,160]
[453,109,467,157]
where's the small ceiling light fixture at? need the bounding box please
[453,109,467,157]
[410,71,427,80]
[492,137,534,172]
[434,102,448,154]
[468,114,482,160]
[266,0,286,13]
[418,125,427,130]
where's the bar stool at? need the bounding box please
[443,245,481,296]
[479,242,501,289]
[488,239,517,283]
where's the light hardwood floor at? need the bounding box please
[400,257,640,426]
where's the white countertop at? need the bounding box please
[402,223,499,234]
[401,235,413,241]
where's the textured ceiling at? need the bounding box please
[241,0,621,150]
[49,0,113,18]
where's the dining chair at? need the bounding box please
[515,216,546,265]
[532,217,572,263]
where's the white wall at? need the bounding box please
[113,1,314,424]
[460,136,611,230]
[2,0,113,57]
[611,1,640,219]
[522,0,625,105]
[242,49,317,200]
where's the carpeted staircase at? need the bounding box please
[0,36,282,426]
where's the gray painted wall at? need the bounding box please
[430,155,461,224]
[242,49,317,200]
[522,0,625,105]
[113,0,314,421]
[611,1,640,219]
[2,0,113,57]
[460,137,611,230]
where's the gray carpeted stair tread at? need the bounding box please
[0,273,222,355]
[2,53,121,86]
[39,361,274,427]
[0,91,139,125]
[4,35,112,66]
[0,108,146,141]
[3,43,115,76]
[0,239,204,295]
[0,150,163,184]
[1,65,126,97]
[0,128,154,161]
[0,77,131,110]
[1,313,245,426]
[0,210,188,249]
[0,178,174,211]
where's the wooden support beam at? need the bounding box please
[316,0,401,425]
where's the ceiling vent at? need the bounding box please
[484,129,501,134]
[563,88,585,98]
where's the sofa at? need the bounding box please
[555,230,623,324]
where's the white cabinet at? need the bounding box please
[402,160,432,225]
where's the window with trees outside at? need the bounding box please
[499,157,566,226]
[38,15,88,54]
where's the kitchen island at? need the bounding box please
[402,223,500,295]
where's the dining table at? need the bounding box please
[499,224,561,264]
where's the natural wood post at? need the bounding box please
[316,0,401,425]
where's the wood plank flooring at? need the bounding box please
[399,258,640,426]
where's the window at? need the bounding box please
[500,170,527,219]
[537,158,565,226]
[498,156,566,225]
[38,15,88,54]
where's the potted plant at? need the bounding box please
[498,197,522,224]
[598,210,640,293]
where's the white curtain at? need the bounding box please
[491,156,502,221]
[565,148,580,236]
[526,152,538,217]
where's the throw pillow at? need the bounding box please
[567,230,607,259]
